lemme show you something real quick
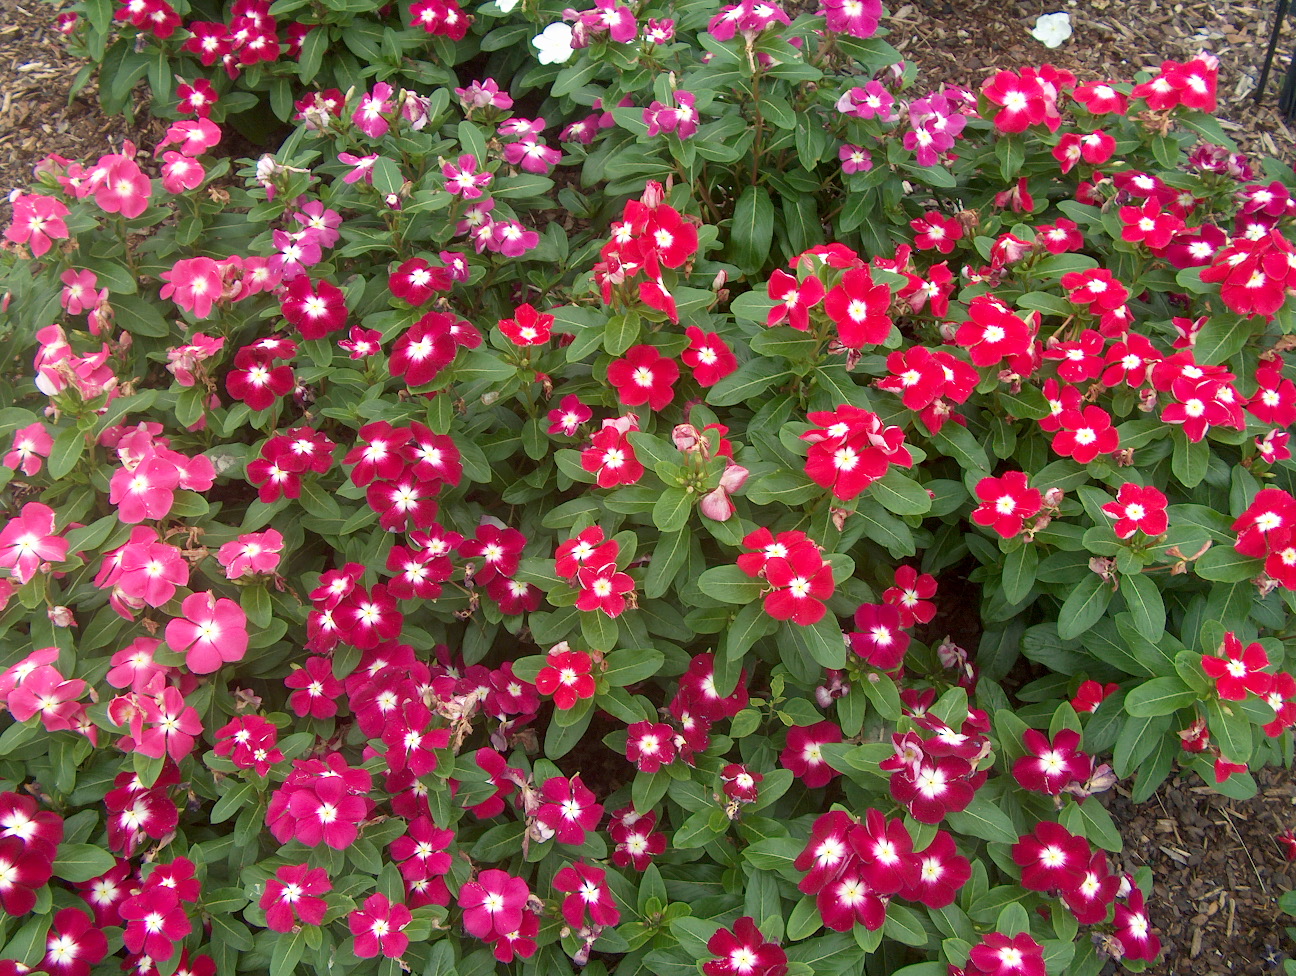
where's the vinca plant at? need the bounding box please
[0,0,1294,974]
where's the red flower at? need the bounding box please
[703,917,788,976]
[682,327,738,386]
[981,68,1062,133]
[553,861,621,928]
[968,931,1046,976]
[0,836,52,916]
[954,294,1033,366]
[388,257,450,305]
[910,211,964,253]
[1011,821,1090,892]
[1202,632,1273,700]
[1101,483,1168,538]
[575,560,635,617]
[824,267,893,347]
[1120,199,1183,249]
[766,269,825,331]
[548,394,592,436]
[1050,405,1120,464]
[626,721,677,773]
[534,774,602,845]
[1062,268,1129,313]
[498,303,553,346]
[849,603,910,670]
[971,472,1041,538]
[534,647,597,710]
[610,808,667,870]
[762,545,835,626]
[607,344,679,410]
[555,526,617,580]
[801,405,912,501]
[882,565,937,627]
[260,864,331,932]
[349,893,411,959]
[1043,329,1105,383]
[1070,680,1118,713]
[780,721,843,788]
[1060,850,1119,924]
[581,420,645,487]
[1012,729,1093,796]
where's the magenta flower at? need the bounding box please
[118,886,192,961]
[338,152,380,185]
[780,721,843,789]
[534,774,602,845]
[132,686,203,761]
[442,154,492,198]
[216,529,284,579]
[502,137,562,174]
[352,82,394,139]
[703,917,788,976]
[553,861,621,928]
[0,502,67,585]
[900,829,971,909]
[458,869,530,941]
[1012,729,1093,796]
[42,906,109,976]
[164,591,249,674]
[349,893,411,959]
[260,864,331,932]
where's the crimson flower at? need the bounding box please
[388,257,450,305]
[0,836,52,915]
[1012,821,1090,892]
[42,907,108,976]
[703,917,788,976]
[626,721,677,772]
[971,472,1041,538]
[849,603,910,670]
[968,932,1046,976]
[780,721,842,789]
[1202,632,1273,700]
[285,656,344,718]
[0,792,63,858]
[390,311,459,386]
[1113,886,1161,961]
[348,894,411,959]
[607,344,679,410]
[766,269,825,331]
[817,871,887,931]
[119,886,191,961]
[1012,729,1093,796]
[721,763,762,803]
[848,808,917,895]
[1070,680,1118,713]
[610,808,667,870]
[1061,850,1119,924]
[280,276,348,339]
[900,829,970,909]
[104,768,178,856]
[581,420,645,487]
[553,861,621,928]
[576,560,635,617]
[534,647,596,710]
[458,869,530,941]
[225,347,294,412]
[534,774,602,845]
[795,811,855,895]
[260,864,331,932]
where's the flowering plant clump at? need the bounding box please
[0,2,1294,974]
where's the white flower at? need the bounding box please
[492,0,519,11]
[1030,11,1071,48]
[532,22,575,64]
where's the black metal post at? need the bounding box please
[1257,0,1292,105]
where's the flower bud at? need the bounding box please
[698,487,734,522]
[672,423,703,454]
[47,606,75,627]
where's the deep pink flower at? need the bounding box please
[703,917,788,976]
[0,502,66,584]
[534,774,602,845]
[118,886,191,961]
[458,869,530,941]
[4,423,52,476]
[1012,821,1090,892]
[132,686,203,760]
[349,893,410,958]
[780,721,842,788]
[5,193,70,256]
[626,721,677,773]
[260,864,331,932]
[1012,729,1093,796]
[164,591,248,674]
[216,529,284,579]
[0,836,53,916]
[553,861,621,928]
[969,931,1046,976]
[535,647,596,710]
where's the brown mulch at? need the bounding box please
[0,0,1294,971]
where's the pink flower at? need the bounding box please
[780,721,843,788]
[349,893,411,958]
[157,118,221,156]
[6,665,86,731]
[260,864,330,932]
[6,194,70,256]
[118,886,191,962]
[352,83,394,139]
[133,686,203,761]
[4,424,52,476]
[553,861,620,928]
[0,502,67,584]
[160,151,205,193]
[1012,729,1093,795]
[164,591,249,674]
[703,917,788,976]
[534,774,602,845]
[547,394,591,436]
[160,257,223,319]
[92,157,152,219]
[216,529,283,579]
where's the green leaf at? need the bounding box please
[723,601,778,662]
[1194,547,1261,582]
[944,795,1019,844]
[697,565,766,604]
[1056,574,1112,640]
[581,611,619,652]
[930,423,990,478]
[370,157,403,197]
[1193,314,1255,366]
[602,648,664,686]
[644,527,690,600]
[884,904,929,948]
[706,358,794,407]
[1001,545,1038,606]
[1172,431,1209,489]
[652,487,693,533]
[1205,699,1252,762]
[604,312,642,356]
[786,615,846,670]
[47,427,86,480]
[209,780,256,824]
[1124,677,1198,717]
[750,327,817,361]
[869,469,932,516]
[730,184,775,275]
[1121,571,1165,641]
[52,843,118,883]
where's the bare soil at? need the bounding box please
[0,0,1293,971]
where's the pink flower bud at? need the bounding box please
[47,606,75,627]
[672,424,703,453]
[640,181,665,208]
[718,462,748,493]
[699,487,734,521]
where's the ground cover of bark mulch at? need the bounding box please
[0,0,1294,971]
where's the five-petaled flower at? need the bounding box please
[534,646,597,710]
